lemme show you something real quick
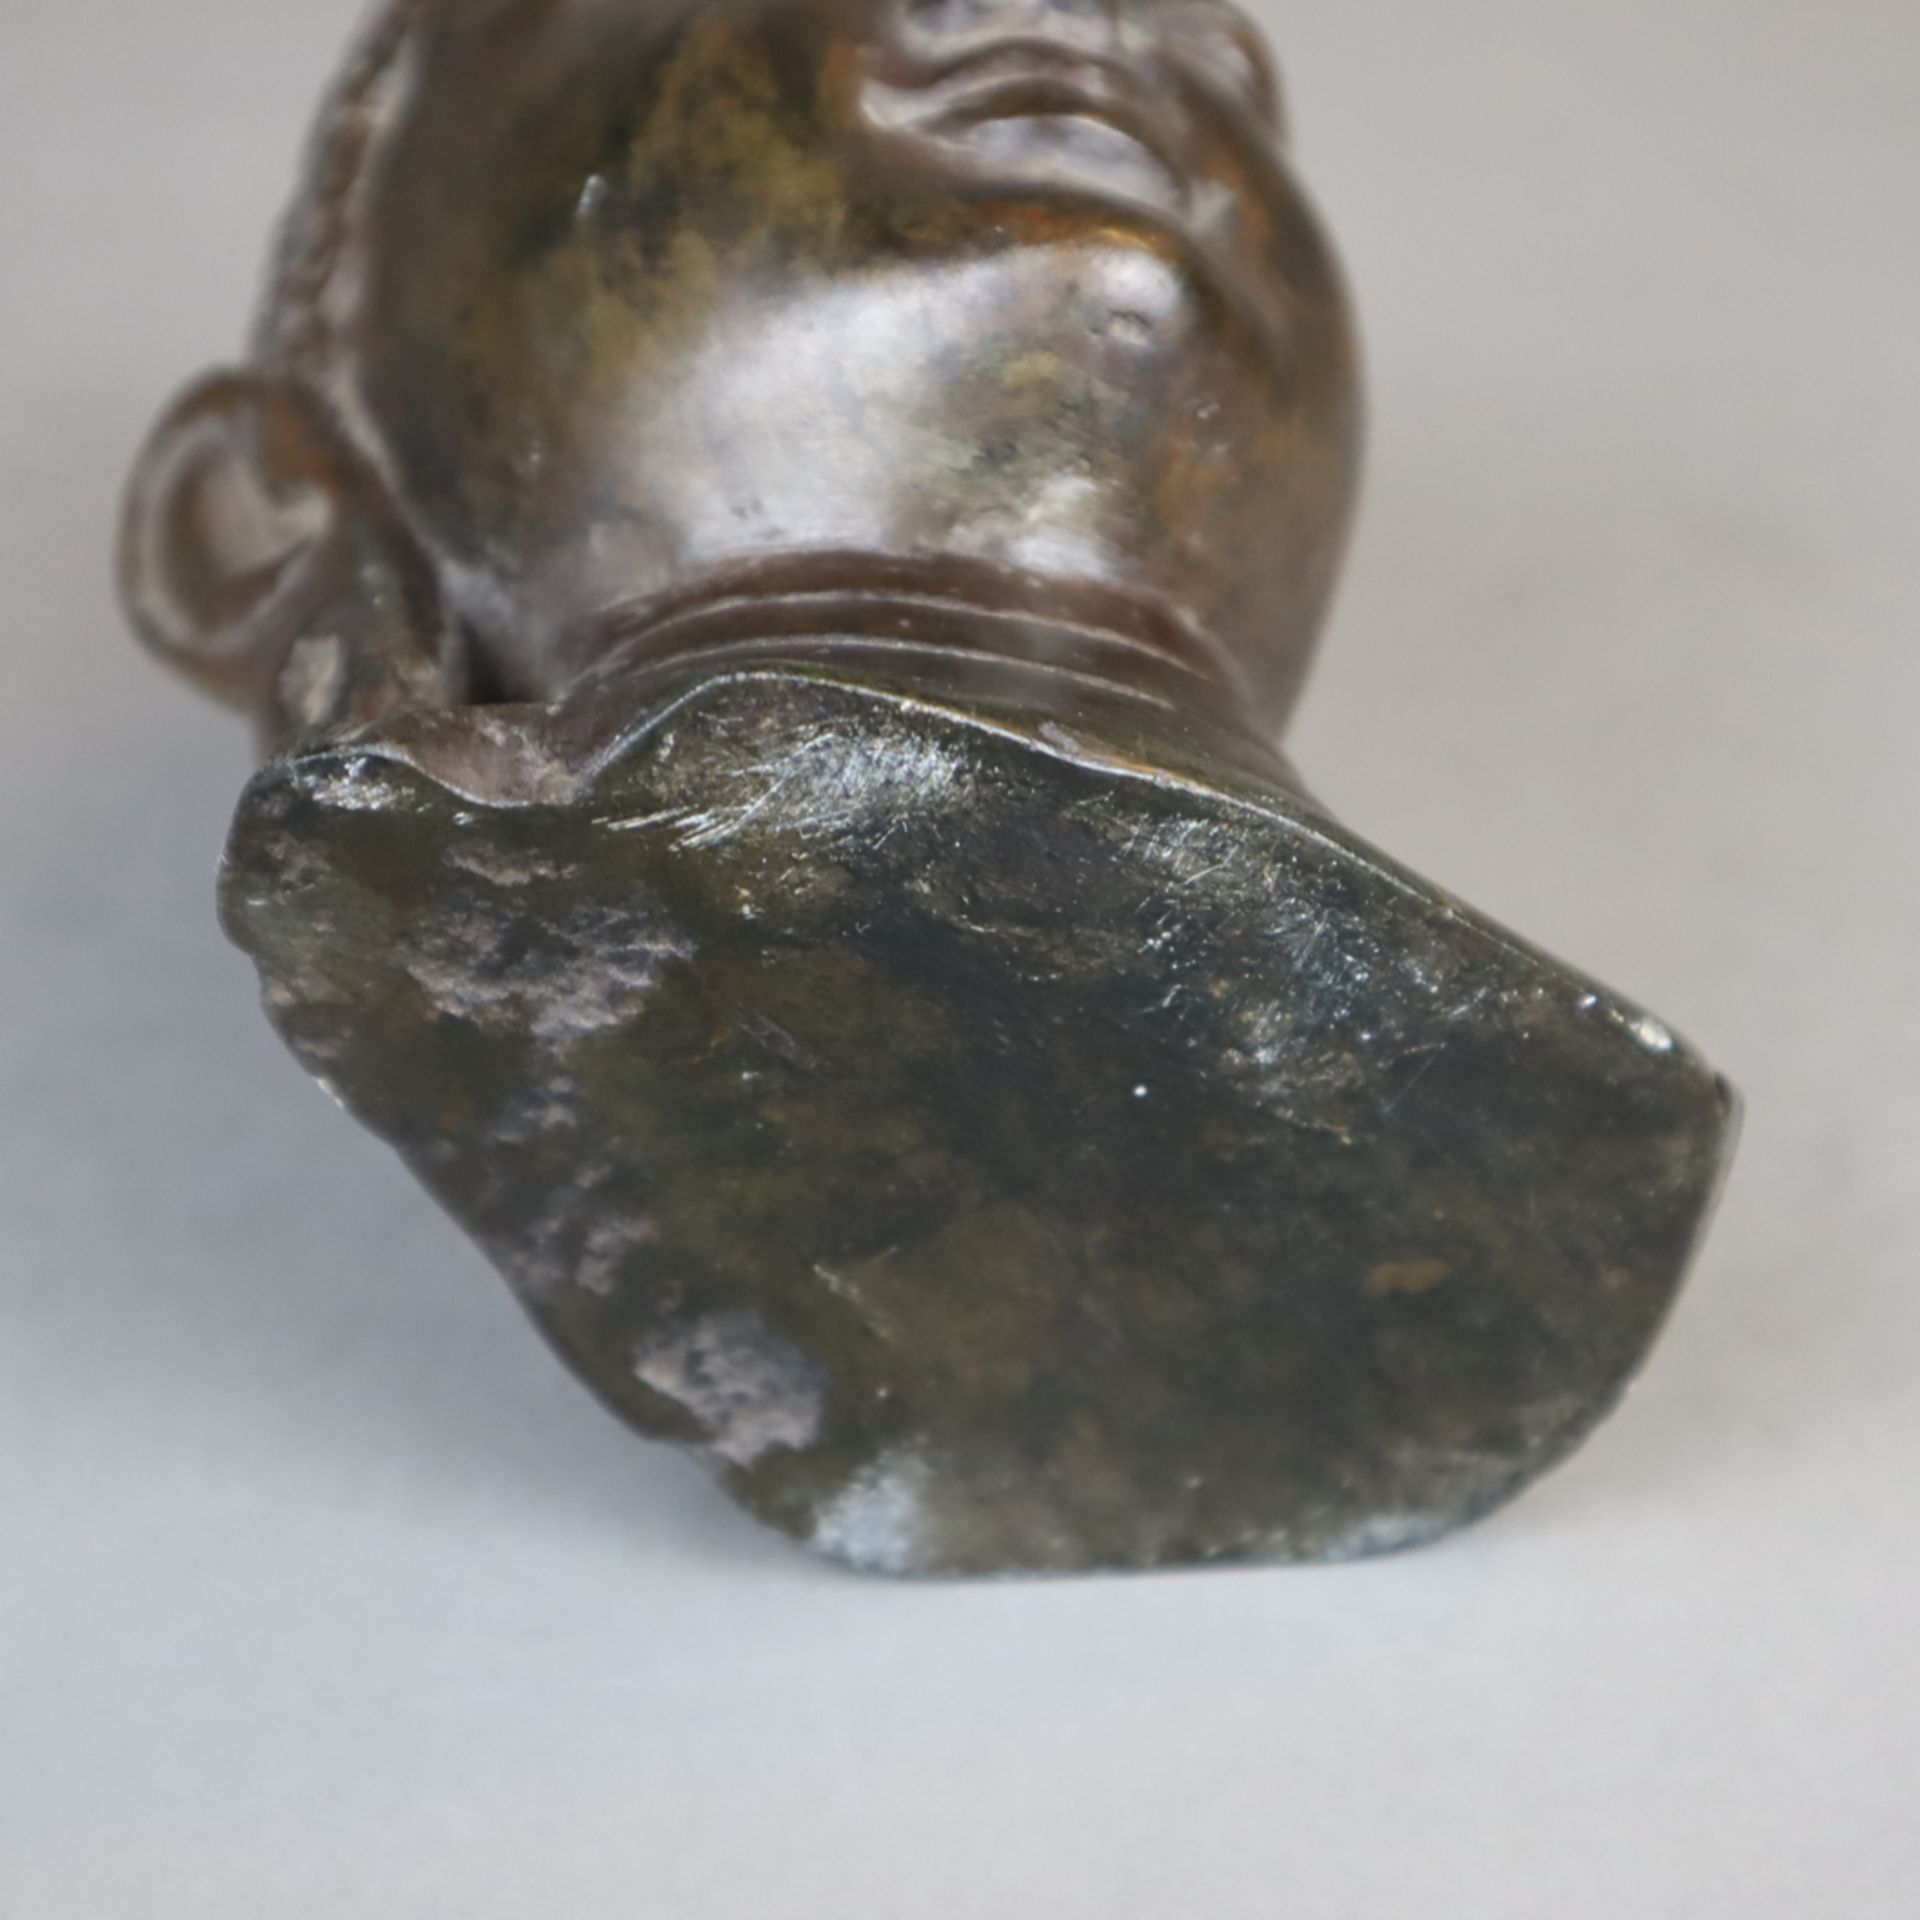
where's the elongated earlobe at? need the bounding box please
[120,371,338,707]
[118,370,455,747]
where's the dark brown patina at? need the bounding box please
[120,0,1735,1574]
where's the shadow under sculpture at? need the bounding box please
[119,0,1736,1575]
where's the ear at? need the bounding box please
[119,371,456,745]
[120,371,343,709]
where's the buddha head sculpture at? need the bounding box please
[120,0,1734,1576]
[126,0,1359,739]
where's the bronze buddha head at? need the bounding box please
[118,0,1734,1578]
[127,0,1358,734]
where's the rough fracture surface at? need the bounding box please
[223,671,1735,1575]
[127,0,1739,1575]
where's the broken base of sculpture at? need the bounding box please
[223,647,1734,1577]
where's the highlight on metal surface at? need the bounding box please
[120,0,1736,1575]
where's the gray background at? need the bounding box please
[3,0,1915,1912]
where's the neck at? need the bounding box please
[556,550,1267,729]
[523,549,1318,803]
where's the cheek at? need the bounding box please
[871,239,1278,529]
[924,245,1294,580]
